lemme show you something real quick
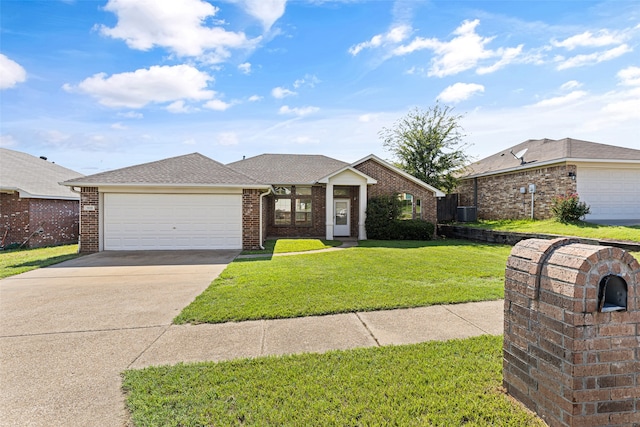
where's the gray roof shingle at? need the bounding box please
[63,153,266,186]
[0,148,83,199]
[463,138,640,177]
[227,154,348,184]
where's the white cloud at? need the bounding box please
[293,74,320,89]
[0,134,17,147]
[99,0,258,62]
[42,130,71,144]
[111,122,128,130]
[556,44,631,70]
[348,24,411,55]
[183,138,196,145]
[118,111,143,119]
[166,100,194,113]
[617,66,640,86]
[239,0,287,31]
[203,99,232,111]
[217,131,239,146]
[65,64,215,108]
[0,54,27,89]
[532,90,588,107]
[392,19,522,77]
[271,86,296,98]
[290,136,318,145]
[560,80,582,91]
[238,62,252,75]
[278,105,319,116]
[551,30,625,50]
[248,95,263,102]
[437,83,485,103]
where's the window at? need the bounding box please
[275,198,292,225]
[398,193,421,220]
[274,186,312,226]
[334,187,350,197]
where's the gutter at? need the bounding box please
[259,186,274,250]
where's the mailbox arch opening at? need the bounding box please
[598,274,627,312]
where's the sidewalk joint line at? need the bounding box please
[444,306,491,335]
[355,312,380,347]
[128,324,172,369]
[259,320,266,356]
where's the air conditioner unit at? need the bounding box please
[457,206,477,222]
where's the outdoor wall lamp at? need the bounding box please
[568,171,576,180]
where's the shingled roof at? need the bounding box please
[0,148,83,199]
[63,153,267,187]
[227,154,349,184]
[463,138,640,178]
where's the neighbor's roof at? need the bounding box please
[228,154,348,184]
[62,153,268,188]
[462,138,640,178]
[0,148,83,200]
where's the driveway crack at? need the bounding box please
[127,324,172,369]
[0,324,170,339]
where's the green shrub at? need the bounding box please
[365,195,434,240]
[551,193,591,222]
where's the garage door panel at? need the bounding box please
[104,193,242,250]
[577,167,640,221]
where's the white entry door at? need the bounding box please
[334,199,350,236]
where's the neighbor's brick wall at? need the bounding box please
[266,185,326,238]
[504,238,640,427]
[79,187,99,253]
[242,189,262,250]
[457,164,577,220]
[0,192,78,248]
[354,159,438,224]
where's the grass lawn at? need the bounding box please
[123,335,544,426]
[240,239,342,255]
[175,239,508,324]
[0,244,79,279]
[461,219,640,242]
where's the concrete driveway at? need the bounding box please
[0,250,238,427]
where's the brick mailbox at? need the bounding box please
[503,238,640,427]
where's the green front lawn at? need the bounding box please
[175,240,508,324]
[123,335,543,426]
[0,244,79,279]
[462,219,640,242]
[240,239,342,255]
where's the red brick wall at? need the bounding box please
[354,159,438,224]
[0,192,78,248]
[266,185,326,238]
[242,189,262,250]
[504,238,640,426]
[79,187,99,253]
[457,164,577,220]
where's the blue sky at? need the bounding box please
[1,0,639,174]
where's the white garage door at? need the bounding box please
[104,193,242,250]
[577,167,640,221]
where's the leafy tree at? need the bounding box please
[380,104,469,193]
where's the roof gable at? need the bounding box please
[228,154,348,184]
[463,138,640,177]
[351,154,446,197]
[0,148,83,199]
[63,153,266,187]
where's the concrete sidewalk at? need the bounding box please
[130,300,504,368]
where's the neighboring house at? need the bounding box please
[62,152,444,252]
[0,148,83,248]
[457,138,640,223]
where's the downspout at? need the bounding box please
[69,186,82,253]
[259,186,273,250]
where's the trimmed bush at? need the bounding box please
[551,193,591,222]
[365,195,434,240]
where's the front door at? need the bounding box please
[334,199,350,236]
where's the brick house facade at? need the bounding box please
[0,192,79,248]
[457,164,577,220]
[65,153,444,253]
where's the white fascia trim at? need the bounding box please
[316,166,377,184]
[1,186,79,200]
[351,154,446,197]
[60,182,271,190]
[463,157,640,179]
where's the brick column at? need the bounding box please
[79,187,99,253]
[242,189,261,250]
